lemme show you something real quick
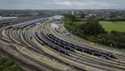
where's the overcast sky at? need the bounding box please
[0,0,125,9]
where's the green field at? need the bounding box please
[100,21,125,32]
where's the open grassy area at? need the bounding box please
[100,21,125,32]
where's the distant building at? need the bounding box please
[0,16,17,20]
[71,11,75,15]
[52,15,64,24]
[52,15,64,20]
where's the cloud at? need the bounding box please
[0,0,124,9]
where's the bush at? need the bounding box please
[0,57,22,71]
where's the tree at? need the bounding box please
[80,15,106,35]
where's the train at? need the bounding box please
[35,32,117,60]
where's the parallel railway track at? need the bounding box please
[0,17,125,71]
